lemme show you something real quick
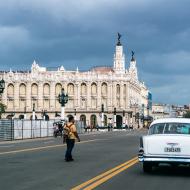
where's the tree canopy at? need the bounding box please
[183,111,190,118]
[0,103,6,119]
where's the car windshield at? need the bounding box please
[149,123,190,135]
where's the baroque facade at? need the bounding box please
[0,37,150,127]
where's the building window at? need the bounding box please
[81,98,86,109]
[101,83,107,96]
[43,83,50,97]
[81,83,87,96]
[91,83,97,95]
[67,98,74,109]
[7,84,14,97]
[19,83,26,97]
[116,84,120,95]
[7,99,14,109]
[67,83,74,96]
[31,83,38,96]
[91,98,97,109]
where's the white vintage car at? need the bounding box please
[139,118,190,172]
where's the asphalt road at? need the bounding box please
[0,130,190,190]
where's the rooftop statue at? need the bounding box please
[117,32,122,46]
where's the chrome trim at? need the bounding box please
[139,156,190,163]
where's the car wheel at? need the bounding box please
[143,162,152,173]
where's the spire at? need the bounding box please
[129,50,138,80]
[113,33,125,73]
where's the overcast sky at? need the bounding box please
[0,0,189,105]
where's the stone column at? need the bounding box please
[107,84,112,109]
[2,83,7,106]
[120,83,124,109]
[87,82,91,110]
[113,82,117,108]
[74,84,78,107]
[77,83,80,108]
[38,83,43,111]
[26,82,31,110]
[50,82,55,110]
[14,83,19,111]
[97,82,101,108]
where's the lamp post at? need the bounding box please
[58,88,68,120]
[113,107,116,128]
[74,108,77,121]
[101,104,104,127]
[24,106,27,119]
[122,110,125,128]
[41,109,46,120]
[32,103,35,120]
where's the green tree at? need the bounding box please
[183,111,190,118]
[0,103,6,119]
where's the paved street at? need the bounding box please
[0,130,190,190]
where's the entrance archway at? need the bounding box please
[44,114,49,121]
[80,115,86,127]
[19,114,24,120]
[67,114,73,121]
[90,114,97,128]
[116,115,122,128]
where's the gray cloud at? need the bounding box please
[0,0,190,104]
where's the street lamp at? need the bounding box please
[58,88,68,120]
[41,109,46,120]
[122,110,125,128]
[74,108,77,120]
[101,104,104,127]
[32,103,36,120]
[113,107,116,128]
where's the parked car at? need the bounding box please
[138,118,190,172]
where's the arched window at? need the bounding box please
[7,84,14,109]
[81,83,87,96]
[7,84,14,97]
[116,84,120,95]
[67,83,74,95]
[90,115,97,128]
[91,83,97,95]
[101,83,107,96]
[55,83,62,96]
[43,83,50,96]
[19,83,26,96]
[80,115,86,127]
[31,83,38,96]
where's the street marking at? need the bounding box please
[71,156,138,190]
[84,159,138,190]
[0,139,99,156]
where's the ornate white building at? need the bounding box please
[0,36,150,127]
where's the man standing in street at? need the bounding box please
[64,115,80,162]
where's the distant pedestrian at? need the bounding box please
[64,115,80,162]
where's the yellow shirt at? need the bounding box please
[64,122,77,139]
